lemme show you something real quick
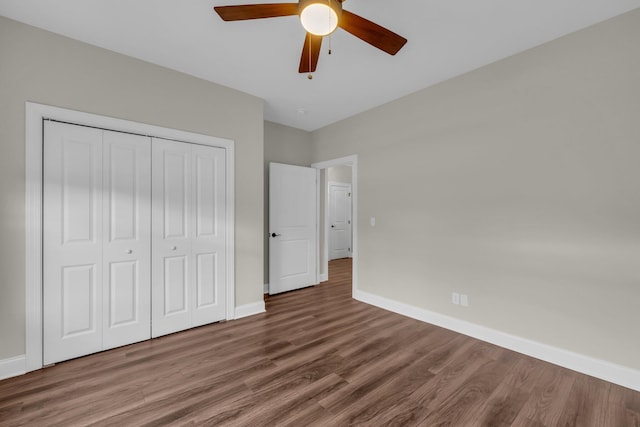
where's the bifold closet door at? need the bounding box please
[43,122,103,365]
[43,121,151,365]
[102,130,152,350]
[151,139,226,338]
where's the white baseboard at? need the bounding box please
[235,300,266,320]
[319,273,328,282]
[0,355,27,381]
[354,289,640,392]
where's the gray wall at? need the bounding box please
[263,121,313,285]
[328,165,352,184]
[0,17,264,360]
[311,9,640,370]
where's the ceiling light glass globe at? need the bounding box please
[300,3,338,36]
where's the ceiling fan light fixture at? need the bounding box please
[213,1,407,74]
[299,0,341,36]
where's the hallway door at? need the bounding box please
[269,163,317,294]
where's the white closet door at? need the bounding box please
[151,139,226,337]
[152,138,193,337]
[43,121,104,365]
[191,144,226,326]
[43,121,228,361]
[102,131,152,350]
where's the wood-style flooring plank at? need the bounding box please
[1,258,640,426]
[510,367,577,426]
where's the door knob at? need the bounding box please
[171,246,177,251]
[125,249,133,254]
[331,225,335,228]
[271,233,281,238]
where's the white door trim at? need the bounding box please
[25,102,235,372]
[311,155,358,296]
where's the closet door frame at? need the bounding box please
[25,102,235,372]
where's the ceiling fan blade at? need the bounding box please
[214,3,298,21]
[338,10,407,55]
[299,33,323,73]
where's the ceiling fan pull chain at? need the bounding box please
[308,34,313,80]
[327,0,332,54]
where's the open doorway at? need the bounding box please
[311,155,357,294]
[328,168,352,261]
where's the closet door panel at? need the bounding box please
[43,121,104,365]
[163,151,189,239]
[196,252,216,308]
[108,261,138,324]
[192,145,226,325]
[102,131,152,349]
[61,265,98,336]
[164,255,189,315]
[152,138,192,337]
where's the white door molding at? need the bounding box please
[311,155,358,295]
[25,102,235,372]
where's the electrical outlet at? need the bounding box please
[452,292,460,305]
[460,294,469,307]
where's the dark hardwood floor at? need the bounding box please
[1,258,639,426]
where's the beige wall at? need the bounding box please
[328,165,352,184]
[263,121,313,285]
[311,9,640,370]
[0,17,264,360]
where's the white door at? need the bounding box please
[151,139,191,336]
[269,163,317,295]
[152,139,226,337]
[191,144,226,327]
[328,182,352,260]
[102,130,152,350]
[43,122,104,365]
[43,122,152,364]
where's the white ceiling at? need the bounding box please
[1,0,639,131]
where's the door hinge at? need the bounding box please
[348,192,351,197]
[348,220,351,225]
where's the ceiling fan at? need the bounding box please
[213,0,407,75]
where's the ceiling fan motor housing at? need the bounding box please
[298,0,343,15]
